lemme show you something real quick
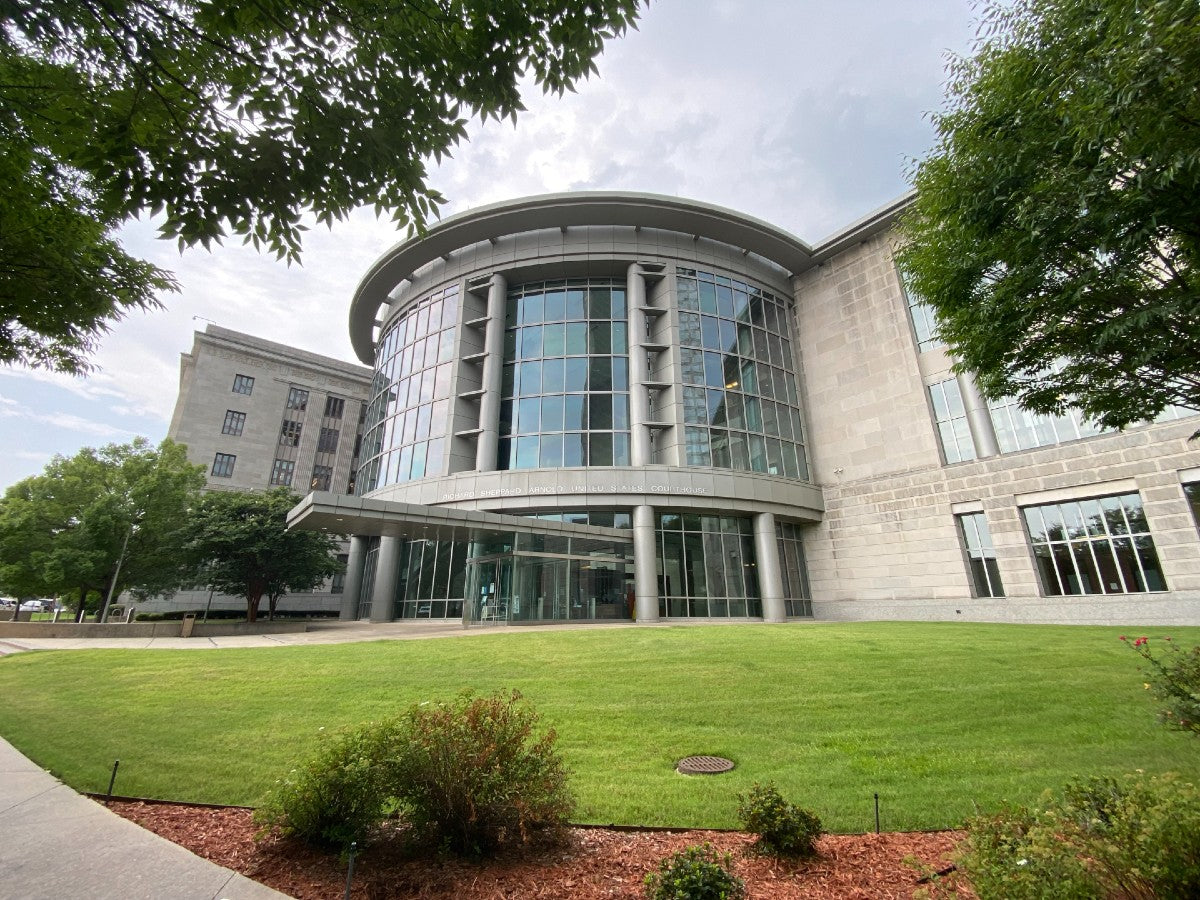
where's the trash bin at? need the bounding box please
[180,614,197,638]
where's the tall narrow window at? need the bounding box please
[956,512,1004,597]
[929,378,976,463]
[270,458,295,486]
[279,420,303,446]
[900,271,941,352]
[286,387,309,411]
[1183,482,1200,531]
[232,374,255,395]
[324,396,345,418]
[1022,492,1166,595]
[221,410,246,435]
[317,427,339,453]
[310,465,332,491]
[212,453,236,477]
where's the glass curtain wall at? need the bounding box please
[394,538,468,619]
[678,268,809,480]
[776,520,813,616]
[498,279,631,469]
[357,285,459,493]
[656,511,761,617]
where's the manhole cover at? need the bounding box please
[676,755,735,775]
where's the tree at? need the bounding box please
[0,438,206,621]
[0,1,644,374]
[185,487,342,622]
[897,0,1200,431]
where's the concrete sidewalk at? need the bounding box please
[0,619,641,655]
[0,737,290,900]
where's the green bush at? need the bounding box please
[391,689,573,855]
[1124,636,1200,736]
[736,781,822,858]
[962,772,1200,899]
[254,720,401,850]
[644,843,746,900]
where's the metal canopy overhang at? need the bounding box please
[288,491,633,545]
[348,191,820,364]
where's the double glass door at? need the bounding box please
[464,554,632,625]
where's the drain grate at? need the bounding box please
[676,755,735,775]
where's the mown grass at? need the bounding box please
[0,622,1196,833]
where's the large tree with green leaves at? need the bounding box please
[1,0,644,372]
[185,487,342,622]
[0,438,206,620]
[897,0,1200,430]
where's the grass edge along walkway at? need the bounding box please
[0,621,1196,834]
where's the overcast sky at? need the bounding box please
[0,0,978,490]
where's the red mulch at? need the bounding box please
[108,800,976,899]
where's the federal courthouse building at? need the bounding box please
[166,192,1200,625]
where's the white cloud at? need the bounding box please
[0,0,978,491]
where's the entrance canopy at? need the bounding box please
[288,491,633,547]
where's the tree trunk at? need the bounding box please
[75,587,88,623]
[246,590,261,623]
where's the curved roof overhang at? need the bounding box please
[348,192,819,364]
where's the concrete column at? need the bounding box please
[627,264,652,466]
[957,371,1000,458]
[632,504,660,622]
[476,273,508,471]
[369,535,402,622]
[754,512,787,623]
[339,535,369,620]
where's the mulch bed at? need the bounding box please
[108,799,975,899]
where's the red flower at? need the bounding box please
[1134,637,1148,647]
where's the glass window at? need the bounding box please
[211,453,236,478]
[323,396,345,418]
[317,427,339,453]
[1022,492,1165,595]
[657,511,762,618]
[286,387,309,411]
[929,378,977,463]
[988,394,1108,454]
[900,270,942,352]
[1184,482,1200,532]
[310,465,333,491]
[956,512,1004,597]
[279,419,302,447]
[221,410,245,436]
[675,267,808,481]
[231,374,254,395]
[269,458,295,486]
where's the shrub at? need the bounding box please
[254,720,400,850]
[390,689,573,855]
[736,781,822,858]
[644,843,746,900]
[1123,635,1200,736]
[962,772,1200,899]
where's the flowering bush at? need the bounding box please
[1121,635,1200,736]
[961,772,1200,899]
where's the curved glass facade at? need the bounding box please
[358,285,459,493]
[656,511,762,617]
[498,279,631,469]
[678,267,809,480]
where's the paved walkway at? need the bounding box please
[0,618,643,655]
[0,737,289,900]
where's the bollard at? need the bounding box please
[874,792,880,834]
[344,840,357,899]
[105,760,120,806]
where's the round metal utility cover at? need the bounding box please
[676,755,735,775]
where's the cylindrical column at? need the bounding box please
[627,264,652,466]
[633,504,660,623]
[957,371,1000,458]
[476,273,508,471]
[369,535,403,622]
[339,535,369,620]
[754,512,787,623]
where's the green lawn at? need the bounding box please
[0,622,1196,833]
